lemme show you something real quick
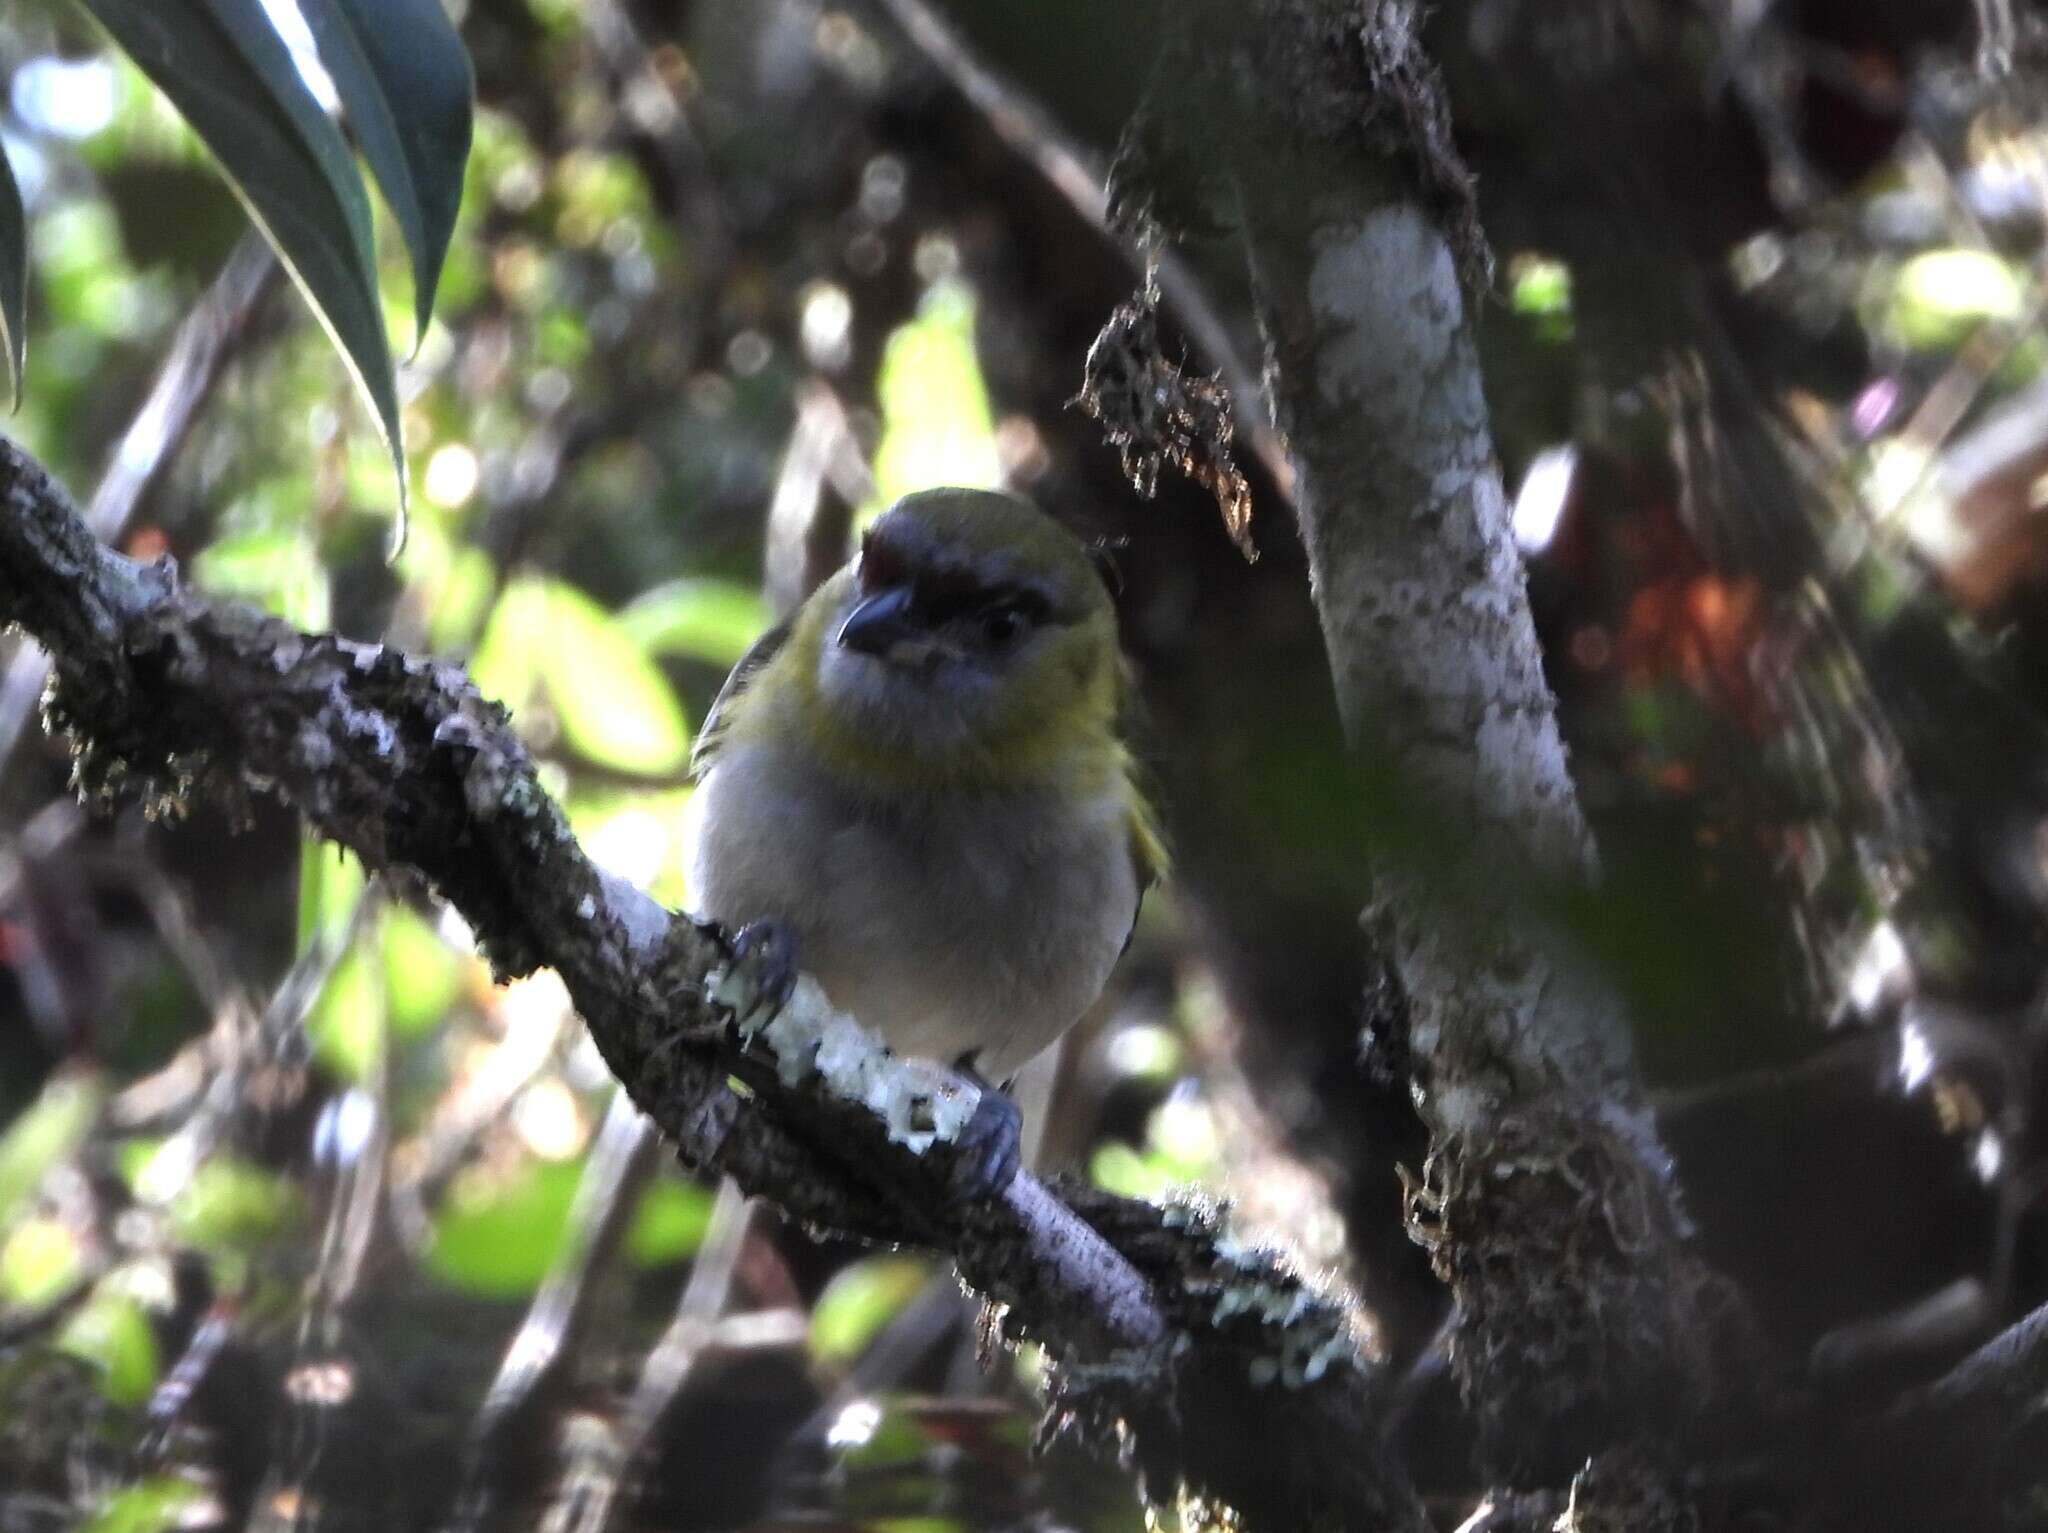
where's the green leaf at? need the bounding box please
[298,0,474,348]
[0,143,26,406]
[382,906,462,1037]
[470,574,546,713]
[425,1157,582,1298]
[623,1174,712,1268]
[0,1218,83,1308]
[76,0,409,544]
[58,1289,159,1405]
[485,577,693,776]
[307,947,386,1082]
[810,1256,931,1363]
[192,526,332,630]
[167,1156,303,1252]
[297,838,366,951]
[870,280,999,512]
[427,1157,713,1297]
[1880,248,2026,352]
[0,1073,104,1224]
[619,579,773,668]
[78,1478,200,1533]
[566,786,693,905]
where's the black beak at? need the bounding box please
[835,585,924,659]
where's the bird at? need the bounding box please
[685,486,1164,1194]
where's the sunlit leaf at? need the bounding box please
[297,838,366,951]
[1509,253,1570,315]
[830,1401,937,1472]
[192,527,332,630]
[298,0,474,347]
[307,947,386,1082]
[428,1158,715,1297]
[1880,248,2025,351]
[568,787,692,905]
[624,1175,713,1268]
[1088,1140,1175,1201]
[1507,252,1573,343]
[618,579,773,668]
[0,143,26,406]
[58,1289,158,1405]
[425,540,496,652]
[0,1072,104,1224]
[513,577,692,776]
[113,1139,162,1191]
[470,574,546,712]
[1089,1097,1221,1201]
[426,1157,583,1297]
[382,906,461,1037]
[76,0,409,544]
[1101,1022,1184,1085]
[870,280,1000,511]
[810,1256,931,1363]
[78,1478,200,1533]
[0,1218,83,1308]
[168,1156,303,1252]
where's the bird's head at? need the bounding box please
[793,488,1122,788]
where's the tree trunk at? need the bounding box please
[1217,0,1732,1477]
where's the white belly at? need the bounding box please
[688,743,1137,1080]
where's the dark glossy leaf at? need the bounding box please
[0,144,25,406]
[298,0,473,347]
[76,0,408,542]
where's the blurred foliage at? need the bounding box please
[868,278,1001,515]
[1,0,2044,1528]
[810,1254,932,1363]
[425,1153,712,1297]
[76,1479,200,1533]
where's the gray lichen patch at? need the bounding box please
[1167,1198,1368,1390]
[711,967,979,1154]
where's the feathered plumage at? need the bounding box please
[687,488,1159,1080]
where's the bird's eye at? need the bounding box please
[980,605,1026,648]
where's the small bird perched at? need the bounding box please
[687,487,1162,1191]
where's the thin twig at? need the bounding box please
[564,1178,755,1533]
[451,1091,662,1533]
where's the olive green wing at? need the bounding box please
[1120,784,1168,957]
[689,614,793,778]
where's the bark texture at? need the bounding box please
[1211,0,1736,1476]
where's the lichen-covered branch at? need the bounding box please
[1122,0,1743,1477]
[0,435,1421,1532]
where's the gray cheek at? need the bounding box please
[816,643,1002,745]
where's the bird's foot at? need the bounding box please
[945,1076,1023,1203]
[721,917,799,1032]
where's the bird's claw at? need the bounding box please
[725,917,798,1031]
[946,1085,1023,1203]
